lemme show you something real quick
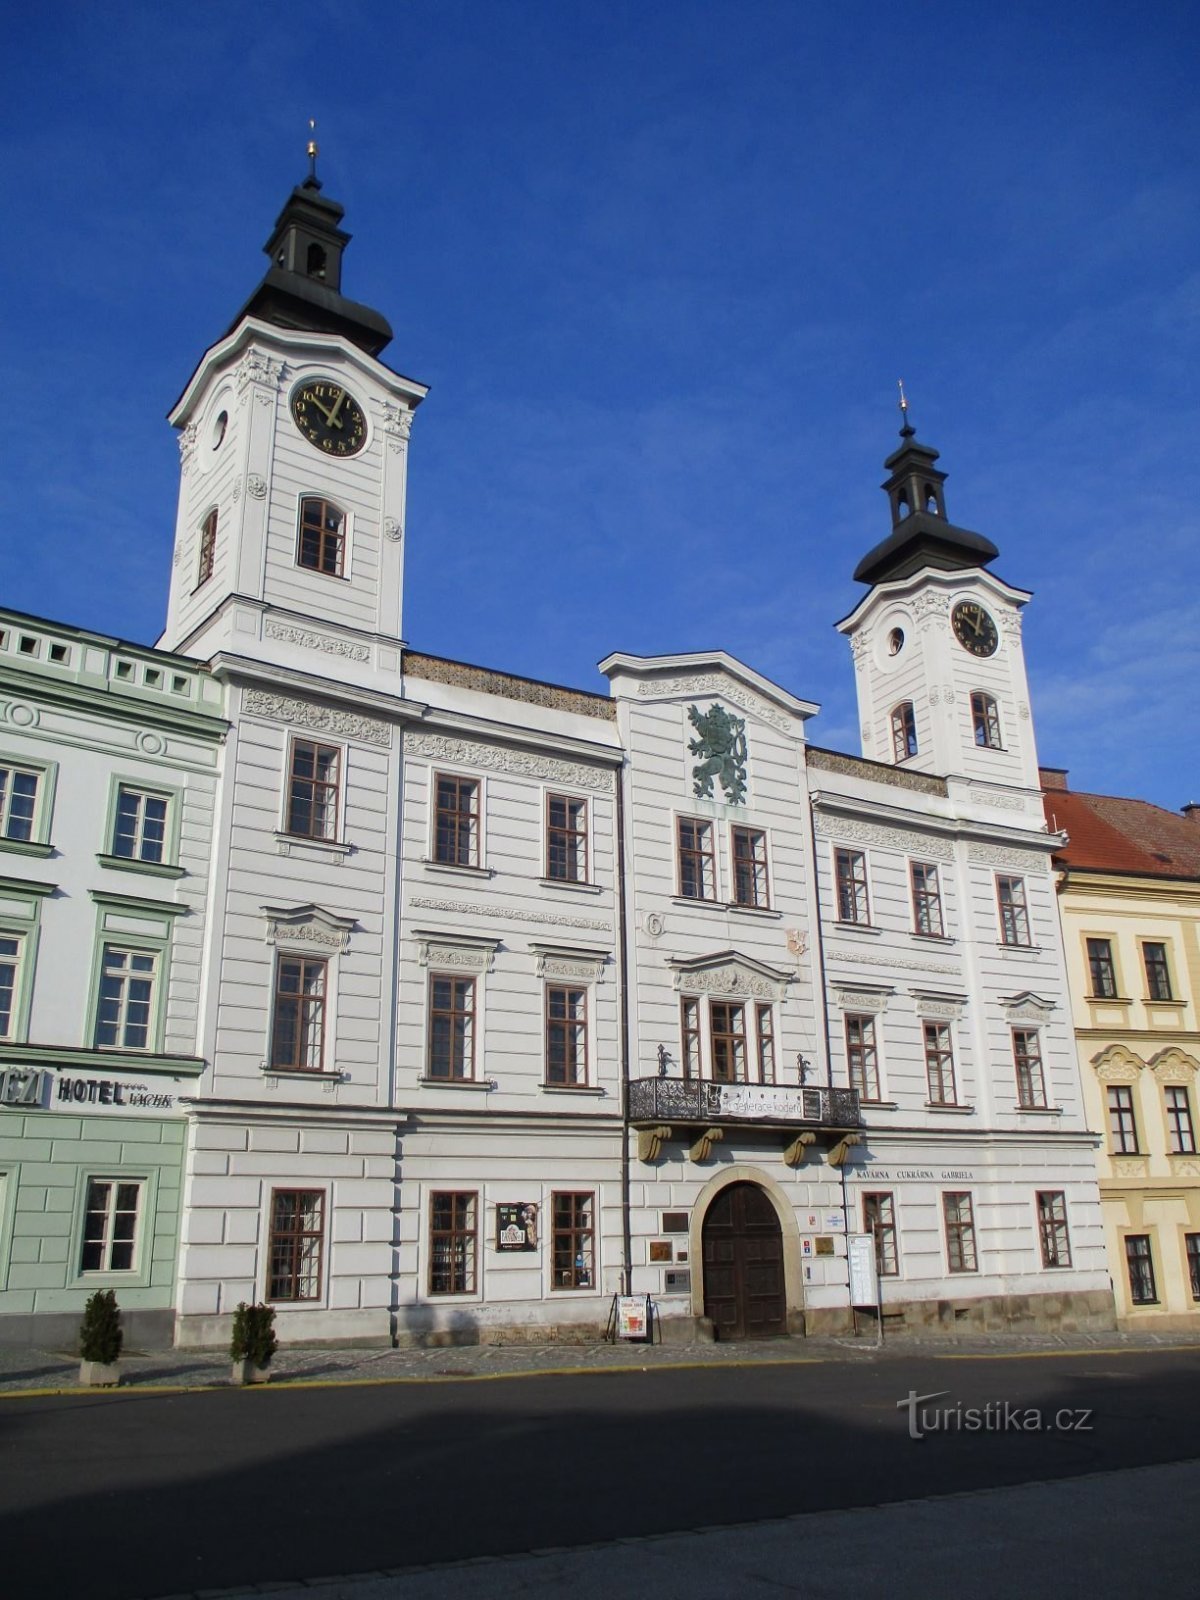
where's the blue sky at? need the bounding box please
[4,2,1198,808]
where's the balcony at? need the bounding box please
[628,1077,862,1130]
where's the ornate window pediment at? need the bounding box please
[913,989,967,1021]
[528,942,608,984]
[1001,990,1056,1024]
[668,949,791,1003]
[1090,1043,1145,1083]
[833,983,893,1014]
[263,903,355,952]
[1147,1046,1200,1085]
[413,928,500,975]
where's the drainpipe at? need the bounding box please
[616,762,633,1296]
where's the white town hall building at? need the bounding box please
[0,166,1114,1347]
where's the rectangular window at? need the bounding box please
[196,508,217,587]
[996,876,1031,946]
[834,848,869,924]
[546,794,588,882]
[891,701,918,761]
[552,1192,594,1289]
[1036,1190,1071,1268]
[286,741,340,841]
[923,1021,956,1105]
[756,1003,776,1085]
[863,1191,898,1276]
[434,774,479,867]
[428,975,475,1080]
[680,997,701,1081]
[429,1191,477,1294]
[970,692,1002,749]
[1125,1234,1157,1304]
[943,1191,978,1273]
[1087,938,1118,998]
[910,861,944,937]
[710,1000,747,1083]
[297,497,345,577]
[1186,1234,1200,1302]
[270,955,327,1072]
[0,764,39,842]
[113,787,169,863]
[731,826,769,909]
[845,1013,881,1102]
[80,1179,142,1273]
[1143,942,1173,1001]
[1013,1029,1046,1109]
[545,985,588,1086]
[0,934,22,1040]
[677,818,716,900]
[1165,1086,1196,1154]
[1107,1084,1139,1154]
[95,946,157,1050]
[268,1189,325,1301]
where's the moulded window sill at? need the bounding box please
[833,920,880,936]
[1168,1149,1199,1160]
[1088,993,1130,1004]
[418,1075,495,1090]
[1012,1104,1062,1115]
[925,1102,976,1114]
[263,1066,346,1082]
[274,831,353,859]
[996,940,1041,953]
[727,903,782,920]
[858,1099,899,1110]
[1110,1149,1144,1159]
[538,877,602,895]
[0,837,53,859]
[671,893,721,909]
[96,853,186,879]
[1144,997,1186,1008]
[541,1083,607,1096]
[911,931,954,943]
[423,859,493,879]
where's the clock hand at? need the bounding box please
[306,392,336,424]
[326,389,347,430]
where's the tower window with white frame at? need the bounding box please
[297,496,346,577]
[890,700,918,761]
[996,875,1031,946]
[909,861,944,937]
[970,691,1002,749]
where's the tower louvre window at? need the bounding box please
[890,701,918,762]
[297,497,346,578]
[306,242,327,279]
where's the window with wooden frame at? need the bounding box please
[756,1003,776,1085]
[268,1189,325,1301]
[942,1191,978,1273]
[1143,942,1173,1001]
[0,933,24,1040]
[1125,1233,1157,1304]
[1036,1190,1071,1268]
[113,786,170,863]
[910,861,944,937]
[845,1013,881,1102]
[834,847,870,924]
[1186,1233,1200,1301]
[434,774,480,867]
[1107,1084,1139,1154]
[196,508,217,588]
[970,691,1001,749]
[428,1191,477,1294]
[297,496,346,577]
[545,984,588,1087]
[546,793,588,883]
[270,954,328,1072]
[710,1000,747,1083]
[0,763,39,842]
[1012,1028,1046,1109]
[677,817,716,900]
[1087,937,1118,998]
[286,741,341,841]
[80,1178,143,1273]
[427,974,475,1080]
[891,700,918,761]
[95,946,158,1050]
[923,1021,957,1105]
[731,826,769,909]
[1165,1085,1196,1154]
[551,1192,594,1289]
[996,875,1031,946]
[680,997,701,1080]
[863,1191,898,1276]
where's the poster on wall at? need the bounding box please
[617,1295,650,1339]
[496,1204,538,1251]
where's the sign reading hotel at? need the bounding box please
[0,1065,177,1115]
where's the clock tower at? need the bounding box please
[836,409,1042,791]
[158,163,427,691]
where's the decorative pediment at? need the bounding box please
[263,903,356,952]
[414,929,501,975]
[833,984,893,1014]
[1091,1043,1145,1083]
[668,950,792,1003]
[1147,1047,1200,1085]
[912,989,967,1021]
[528,942,609,984]
[1000,991,1056,1024]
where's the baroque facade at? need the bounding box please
[0,168,1120,1346]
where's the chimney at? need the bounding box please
[1182,803,1200,824]
[1040,767,1069,791]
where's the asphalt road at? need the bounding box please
[3,1348,1199,1600]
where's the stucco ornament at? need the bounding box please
[687,703,748,804]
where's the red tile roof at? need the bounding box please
[1042,786,1200,879]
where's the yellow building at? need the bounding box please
[1044,770,1200,1328]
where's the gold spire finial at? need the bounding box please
[897,378,915,436]
[897,378,908,413]
[306,118,319,183]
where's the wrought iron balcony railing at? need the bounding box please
[627,1077,862,1129]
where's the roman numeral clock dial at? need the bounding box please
[951,600,999,657]
[290,380,367,457]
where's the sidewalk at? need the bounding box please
[4,1324,1199,1395]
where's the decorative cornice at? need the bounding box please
[235,350,287,395]
[968,841,1051,870]
[403,655,616,722]
[635,675,792,733]
[826,947,960,977]
[538,952,606,983]
[672,960,788,1002]
[405,732,613,792]
[912,592,947,623]
[417,935,497,974]
[409,894,612,935]
[264,903,356,952]
[242,688,391,748]
[813,812,955,862]
[807,748,947,797]
[832,987,890,1013]
[967,791,1033,815]
[264,622,372,663]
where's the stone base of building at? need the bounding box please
[0,1307,176,1350]
[1116,1310,1200,1334]
[174,1307,392,1349]
[803,1288,1116,1338]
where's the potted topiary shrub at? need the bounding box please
[230,1301,278,1385]
[78,1289,123,1387]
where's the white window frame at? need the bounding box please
[544,790,591,885]
[730,823,770,910]
[0,756,58,853]
[910,860,945,938]
[429,770,485,870]
[79,1176,145,1275]
[676,815,718,901]
[294,492,353,582]
[283,735,344,843]
[833,845,871,925]
[0,931,24,1042]
[94,945,159,1052]
[996,874,1031,947]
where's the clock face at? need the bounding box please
[290,380,367,458]
[951,600,999,657]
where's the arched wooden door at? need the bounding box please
[702,1181,786,1339]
